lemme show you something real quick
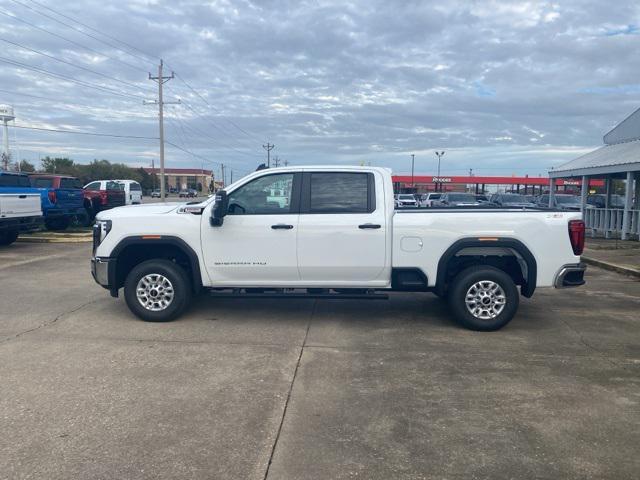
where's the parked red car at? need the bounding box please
[83,180,126,222]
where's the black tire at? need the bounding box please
[45,217,70,231]
[0,229,19,246]
[447,266,519,331]
[124,259,192,322]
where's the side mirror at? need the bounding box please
[210,190,228,227]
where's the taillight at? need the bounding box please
[568,219,585,256]
[100,191,108,205]
[48,190,57,204]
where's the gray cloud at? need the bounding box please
[1,0,639,178]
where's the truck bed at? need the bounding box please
[392,208,581,288]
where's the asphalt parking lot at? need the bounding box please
[1,242,639,479]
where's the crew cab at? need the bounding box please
[91,166,586,331]
[29,174,86,230]
[83,180,126,222]
[0,171,42,245]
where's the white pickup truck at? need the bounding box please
[0,171,42,246]
[91,166,586,331]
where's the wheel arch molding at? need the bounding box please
[109,236,203,294]
[435,237,537,298]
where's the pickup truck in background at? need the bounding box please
[83,180,126,223]
[29,174,86,230]
[90,166,586,331]
[0,171,42,245]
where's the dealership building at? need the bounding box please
[549,107,640,240]
[142,167,214,191]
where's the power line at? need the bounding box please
[171,72,264,142]
[165,140,222,167]
[0,7,148,75]
[26,0,158,64]
[176,102,262,158]
[0,37,154,95]
[0,87,109,110]
[9,123,158,139]
[168,111,259,168]
[263,142,275,167]
[0,56,146,100]
[10,0,154,66]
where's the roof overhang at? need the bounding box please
[549,162,640,178]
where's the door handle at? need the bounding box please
[358,223,381,229]
[271,224,294,230]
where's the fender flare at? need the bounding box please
[436,238,537,298]
[109,236,203,293]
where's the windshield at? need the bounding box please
[556,195,580,204]
[502,194,529,203]
[398,195,415,200]
[448,194,476,202]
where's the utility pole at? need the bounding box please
[146,59,178,202]
[151,158,156,190]
[273,156,280,167]
[220,164,225,188]
[411,154,415,188]
[230,170,233,184]
[283,159,289,167]
[263,142,275,167]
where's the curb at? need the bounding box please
[17,237,92,243]
[18,233,92,243]
[582,256,640,279]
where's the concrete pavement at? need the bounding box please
[0,242,639,479]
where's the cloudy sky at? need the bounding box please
[1,0,639,179]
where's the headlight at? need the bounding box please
[93,219,112,250]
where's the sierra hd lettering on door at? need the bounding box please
[201,172,301,284]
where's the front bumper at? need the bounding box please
[91,257,114,289]
[554,263,586,288]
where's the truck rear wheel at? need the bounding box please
[45,217,70,231]
[447,266,519,331]
[0,229,19,246]
[124,259,191,322]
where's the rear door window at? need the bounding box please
[60,178,82,189]
[129,182,142,191]
[306,172,373,213]
[31,178,54,188]
[0,174,31,187]
[107,181,124,190]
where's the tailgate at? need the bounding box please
[0,193,41,218]
[55,188,84,208]
[107,190,126,206]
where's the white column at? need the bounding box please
[622,171,633,240]
[581,175,588,216]
[604,177,612,238]
[548,178,556,208]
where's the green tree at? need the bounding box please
[41,156,76,175]
[19,159,36,172]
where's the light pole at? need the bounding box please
[411,154,415,190]
[435,151,445,191]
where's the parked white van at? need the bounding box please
[114,180,142,205]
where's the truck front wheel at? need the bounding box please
[447,266,519,331]
[124,259,191,322]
